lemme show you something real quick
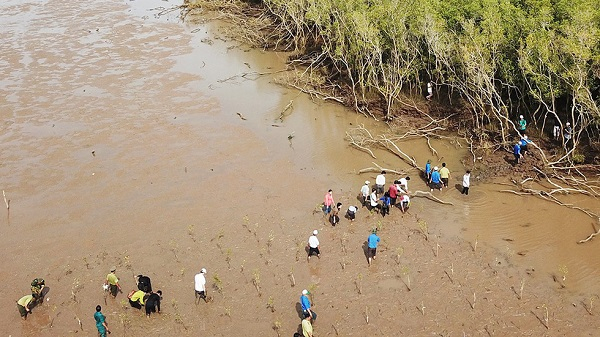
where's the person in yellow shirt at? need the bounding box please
[105,267,122,298]
[129,289,146,309]
[439,163,451,188]
[301,311,313,337]
[17,294,34,320]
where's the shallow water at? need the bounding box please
[1,0,599,335]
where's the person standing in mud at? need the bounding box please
[430,166,442,192]
[16,294,34,320]
[300,289,317,321]
[439,163,450,188]
[426,82,434,100]
[360,181,370,207]
[194,268,207,304]
[375,171,386,194]
[31,278,46,304]
[564,122,572,148]
[323,189,334,215]
[461,170,471,195]
[513,142,522,164]
[517,115,527,135]
[399,176,411,192]
[94,305,110,336]
[145,290,162,318]
[388,182,398,207]
[367,229,380,266]
[552,116,561,141]
[379,192,391,217]
[425,160,432,181]
[307,230,320,261]
[369,188,379,211]
[105,267,122,298]
[519,135,532,156]
[301,311,314,337]
[329,202,342,226]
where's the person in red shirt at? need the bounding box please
[388,183,398,207]
[323,190,334,215]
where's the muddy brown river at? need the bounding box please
[1,0,599,336]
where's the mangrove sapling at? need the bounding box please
[169,240,180,262]
[225,249,232,270]
[420,301,425,315]
[267,230,275,254]
[252,269,261,296]
[396,247,404,265]
[213,273,223,294]
[474,234,479,252]
[272,320,283,337]
[266,296,275,312]
[558,265,568,283]
[418,219,429,241]
[356,273,363,294]
[401,266,411,291]
[519,278,525,300]
[469,292,476,310]
[119,312,131,335]
[365,305,369,324]
[341,233,348,254]
[187,224,196,242]
[3,190,9,210]
[289,268,296,287]
[542,304,549,329]
[435,236,440,257]
[308,283,317,304]
[224,307,232,318]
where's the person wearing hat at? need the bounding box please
[30,278,46,304]
[307,230,320,261]
[513,141,522,164]
[367,229,381,266]
[346,205,358,221]
[518,115,527,135]
[301,310,314,337]
[105,267,121,298]
[564,122,572,147]
[429,166,442,192]
[300,289,317,321]
[425,160,432,180]
[519,135,532,156]
[360,181,370,207]
[194,268,208,304]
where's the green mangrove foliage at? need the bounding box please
[257,0,600,164]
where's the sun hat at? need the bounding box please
[434,166,439,171]
[313,230,318,235]
[365,181,370,185]
[566,122,570,126]
[110,266,116,272]
[302,289,309,295]
[523,135,528,139]
[201,268,207,274]
[519,115,523,119]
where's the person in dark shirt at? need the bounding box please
[136,275,152,292]
[145,290,162,317]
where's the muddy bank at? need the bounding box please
[1,0,599,336]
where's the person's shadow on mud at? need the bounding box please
[361,241,369,264]
[504,155,517,167]
[295,302,304,319]
[454,183,462,192]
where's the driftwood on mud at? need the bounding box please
[358,163,405,176]
[277,100,293,122]
[412,191,454,206]
[578,224,600,244]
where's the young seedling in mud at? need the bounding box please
[473,234,479,252]
[224,307,232,318]
[169,240,180,262]
[294,238,304,262]
[289,268,296,287]
[213,273,223,294]
[418,219,429,241]
[266,296,275,312]
[519,278,525,300]
[252,269,261,296]
[396,247,404,265]
[469,292,476,309]
[356,273,363,294]
[435,236,441,257]
[2,190,10,210]
[377,220,383,232]
[341,233,349,254]
[242,215,252,233]
[119,312,131,335]
[420,301,426,315]
[541,304,549,329]
[240,260,246,273]
[82,257,90,269]
[180,268,186,277]
[253,222,260,242]
[273,320,282,337]
[225,249,232,270]
[558,265,568,283]
[365,305,369,324]
[267,230,275,254]
[401,266,411,291]
[187,224,196,242]
[340,257,347,270]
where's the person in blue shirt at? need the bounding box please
[379,192,391,217]
[300,289,316,321]
[367,229,381,266]
[513,142,522,164]
[94,305,110,337]
[519,135,532,156]
[429,166,442,192]
[424,160,432,180]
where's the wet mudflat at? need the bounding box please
[1,0,599,336]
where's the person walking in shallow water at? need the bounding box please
[513,142,522,165]
[461,170,471,195]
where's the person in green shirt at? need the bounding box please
[94,305,110,337]
[518,115,526,135]
[105,267,122,298]
[17,294,34,320]
[301,311,313,337]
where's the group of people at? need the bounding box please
[16,278,46,320]
[358,171,412,216]
[104,267,162,320]
[514,115,574,165]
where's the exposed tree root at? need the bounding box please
[412,191,454,205]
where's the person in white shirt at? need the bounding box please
[375,171,386,194]
[194,268,207,304]
[369,188,379,211]
[307,230,320,261]
[461,170,471,195]
[346,205,358,221]
[399,194,410,213]
[360,181,370,207]
[399,176,410,192]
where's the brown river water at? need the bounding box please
[1,0,599,336]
